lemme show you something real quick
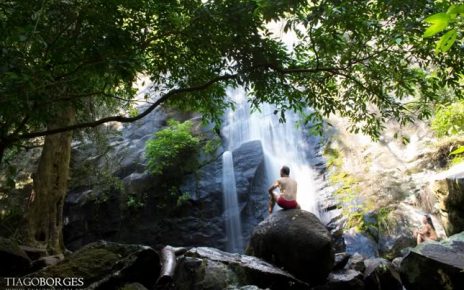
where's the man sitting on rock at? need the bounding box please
[268,165,299,214]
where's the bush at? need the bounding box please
[145,120,200,176]
[431,101,464,137]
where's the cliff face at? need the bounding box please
[63,106,269,251]
[431,170,464,236]
[321,116,452,258]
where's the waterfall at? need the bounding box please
[222,151,244,253]
[223,87,321,216]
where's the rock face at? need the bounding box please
[28,241,160,289]
[64,106,268,252]
[246,209,334,285]
[400,232,464,290]
[433,175,464,235]
[174,247,309,290]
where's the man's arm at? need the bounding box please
[268,181,280,195]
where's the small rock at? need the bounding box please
[31,254,65,271]
[19,245,47,261]
[333,252,351,271]
[118,282,149,290]
[345,253,365,273]
[363,258,402,290]
[313,269,364,290]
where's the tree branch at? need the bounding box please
[8,63,350,142]
[12,73,238,141]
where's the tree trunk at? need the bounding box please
[27,106,75,254]
[0,142,5,165]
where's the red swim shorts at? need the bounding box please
[277,196,298,209]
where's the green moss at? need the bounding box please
[324,143,380,233]
[42,248,120,280]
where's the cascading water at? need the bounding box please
[222,151,244,253]
[222,87,321,216]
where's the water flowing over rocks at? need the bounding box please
[400,231,464,290]
[63,104,268,252]
[246,209,334,285]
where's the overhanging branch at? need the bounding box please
[10,63,348,142]
[13,73,238,141]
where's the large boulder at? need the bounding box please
[246,209,334,285]
[432,175,464,235]
[174,247,309,290]
[400,232,464,290]
[26,241,160,289]
[0,237,32,276]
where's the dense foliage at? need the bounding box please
[145,120,200,176]
[431,101,464,137]
[1,0,463,157]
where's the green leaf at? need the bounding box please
[450,146,464,156]
[423,13,450,38]
[447,4,464,15]
[435,29,457,54]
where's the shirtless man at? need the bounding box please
[414,215,438,244]
[268,165,299,214]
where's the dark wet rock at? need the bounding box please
[391,257,403,273]
[363,258,402,290]
[174,247,309,290]
[344,253,365,273]
[400,232,464,290]
[0,237,32,276]
[312,269,364,290]
[343,229,378,258]
[333,252,351,271]
[28,241,160,289]
[247,209,334,285]
[64,137,267,253]
[231,140,268,244]
[118,282,149,290]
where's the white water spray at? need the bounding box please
[222,151,244,253]
[223,87,321,215]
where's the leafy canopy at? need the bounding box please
[1,0,463,156]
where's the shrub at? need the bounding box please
[145,119,200,177]
[431,101,464,137]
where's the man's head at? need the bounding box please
[280,165,290,177]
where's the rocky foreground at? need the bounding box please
[1,210,464,290]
